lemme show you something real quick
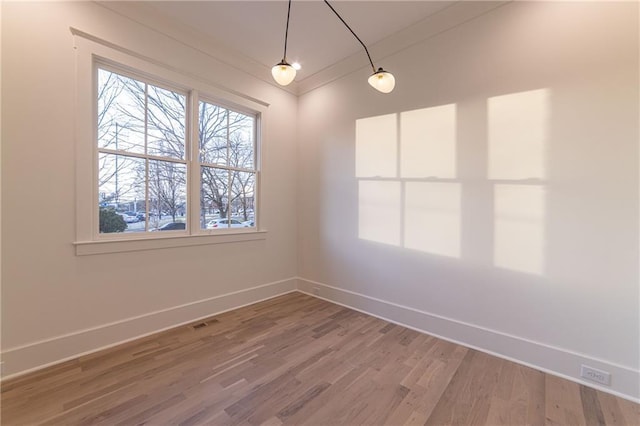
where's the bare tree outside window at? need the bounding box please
[199,101,256,229]
[96,65,257,236]
[97,68,187,233]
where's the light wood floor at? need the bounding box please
[2,292,638,425]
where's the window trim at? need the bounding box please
[194,96,260,236]
[73,29,268,255]
[74,231,268,256]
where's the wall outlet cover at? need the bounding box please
[580,365,611,386]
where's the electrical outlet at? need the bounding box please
[580,365,611,386]
[312,287,320,295]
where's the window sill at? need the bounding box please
[74,230,267,256]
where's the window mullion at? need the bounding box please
[97,148,187,164]
[144,83,150,232]
[227,168,232,226]
[226,110,231,225]
[197,163,255,174]
[189,91,201,233]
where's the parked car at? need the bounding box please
[155,222,186,231]
[118,212,138,223]
[206,218,246,229]
[136,212,147,221]
[242,220,255,227]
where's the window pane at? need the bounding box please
[147,85,186,160]
[199,102,229,166]
[228,111,254,169]
[200,167,229,229]
[97,69,145,154]
[201,167,230,229]
[148,160,187,231]
[98,153,145,234]
[231,171,255,224]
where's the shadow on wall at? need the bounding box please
[356,89,549,276]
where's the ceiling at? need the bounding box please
[100,1,505,93]
[144,1,454,80]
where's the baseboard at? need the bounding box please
[296,277,640,403]
[1,277,297,380]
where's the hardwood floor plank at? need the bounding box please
[598,391,639,425]
[615,396,640,425]
[581,386,607,426]
[424,350,481,425]
[522,366,546,425]
[545,374,588,425]
[277,382,331,420]
[280,366,372,425]
[1,292,637,425]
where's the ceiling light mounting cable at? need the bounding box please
[283,0,292,61]
[271,0,395,93]
[271,0,297,86]
[323,0,376,74]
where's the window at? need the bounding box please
[72,32,267,255]
[97,67,188,234]
[95,64,258,237]
[198,100,256,231]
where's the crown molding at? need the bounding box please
[94,1,509,97]
[94,1,299,95]
[296,1,510,95]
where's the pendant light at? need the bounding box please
[272,0,395,93]
[323,0,395,94]
[368,68,396,94]
[272,0,296,86]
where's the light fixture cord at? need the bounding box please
[323,0,377,74]
[282,0,292,61]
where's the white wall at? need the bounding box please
[2,0,638,402]
[1,2,298,375]
[297,2,639,400]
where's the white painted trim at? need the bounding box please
[5,277,637,403]
[71,27,271,107]
[1,278,297,379]
[94,1,508,96]
[93,1,297,95]
[296,1,509,95]
[296,278,640,403]
[74,230,267,256]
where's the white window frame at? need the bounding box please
[196,95,260,236]
[72,29,267,256]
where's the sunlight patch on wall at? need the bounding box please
[405,182,461,257]
[358,180,402,246]
[355,113,397,178]
[400,104,456,178]
[355,91,549,270]
[355,104,460,257]
[488,88,549,275]
[494,184,546,275]
[488,89,549,180]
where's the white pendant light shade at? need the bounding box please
[272,61,296,86]
[368,68,395,93]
